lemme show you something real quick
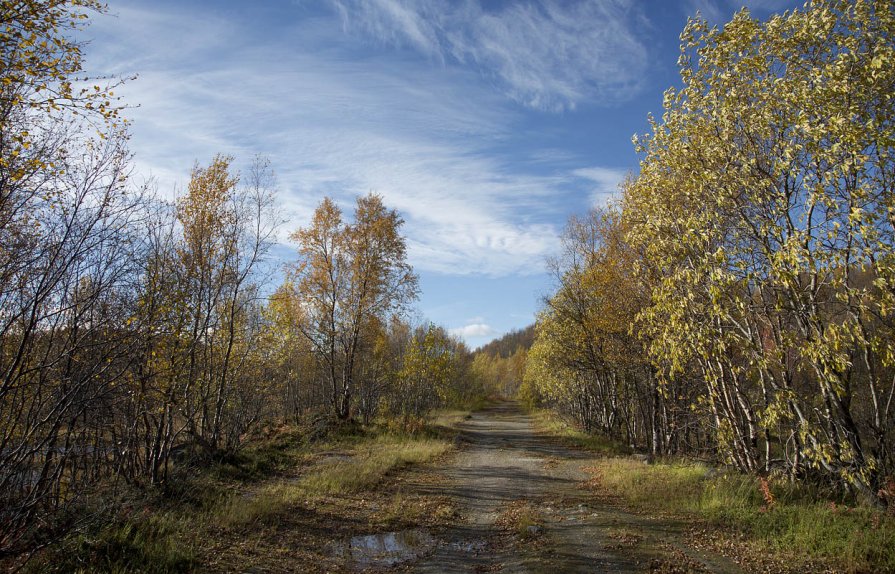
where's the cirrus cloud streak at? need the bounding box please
[332,0,649,111]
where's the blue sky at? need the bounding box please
[84,0,801,348]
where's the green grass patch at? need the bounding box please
[75,513,199,574]
[530,407,895,572]
[588,457,895,573]
[298,435,450,495]
[592,457,708,513]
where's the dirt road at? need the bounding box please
[384,402,744,573]
[213,402,747,573]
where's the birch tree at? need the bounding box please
[290,194,418,420]
[623,0,895,502]
[0,0,140,552]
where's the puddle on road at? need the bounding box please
[335,529,436,569]
[334,529,489,569]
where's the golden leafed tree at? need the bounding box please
[623,0,895,502]
[290,194,418,420]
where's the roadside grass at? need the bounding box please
[385,402,488,438]
[584,454,895,572]
[75,510,200,574]
[212,433,451,529]
[529,408,895,572]
[25,413,461,573]
[298,435,451,495]
[591,457,709,514]
[530,409,630,455]
[430,408,474,430]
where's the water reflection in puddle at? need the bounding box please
[447,539,487,553]
[334,529,488,569]
[335,529,436,568]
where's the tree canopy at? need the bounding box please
[526,0,895,505]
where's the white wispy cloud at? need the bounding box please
[333,0,442,56]
[84,2,591,276]
[683,0,798,24]
[333,0,649,111]
[449,323,496,339]
[572,167,627,207]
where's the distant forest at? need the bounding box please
[476,325,535,358]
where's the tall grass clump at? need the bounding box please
[593,457,708,513]
[700,473,895,572]
[25,509,200,574]
[300,436,450,494]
